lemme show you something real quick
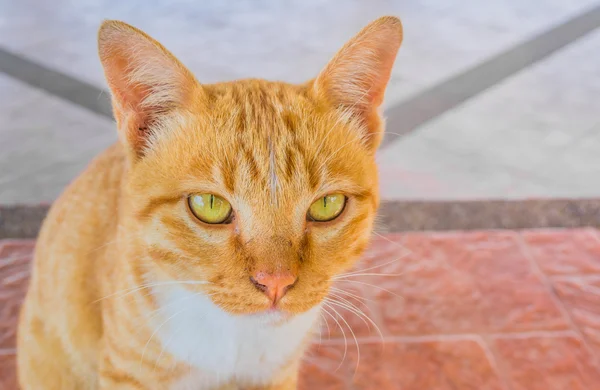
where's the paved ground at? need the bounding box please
[3,3,600,387]
[2,229,600,389]
[1,1,600,204]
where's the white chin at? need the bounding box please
[248,309,292,325]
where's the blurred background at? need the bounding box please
[1,1,600,389]
[1,0,599,203]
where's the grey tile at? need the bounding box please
[1,0,599,205]
[0,0,596,108]
[0,75,116,184]
[380,28,600,200]
[0,157,91,204]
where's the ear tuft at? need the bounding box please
[98,20,199,158]
[314,16,403,148]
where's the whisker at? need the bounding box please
[319,311,332,340]
[142,290,216,327]
[320,305,347,371]
[335,280,405,300]
[92,280,210,304]
[326,294,370,330]
[86,237,122,254]
[329,286,374,304]
[316,313,324,345]
[86,228,140,255]
[151,292,215,374]
[325,296,384,344]
[371,230,409,249]
[333,271,409,280]
[153,319,179,374]
[336,250,412,279]
[324,301,361,377]
[139,306,188,374]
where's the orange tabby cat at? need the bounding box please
[17,16,402,389]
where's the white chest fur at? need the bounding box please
[151,285,320,389]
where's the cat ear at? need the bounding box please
[98,20,200,159]
[313,16,403,148]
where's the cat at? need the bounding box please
[17,16,402,389]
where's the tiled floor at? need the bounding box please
[2,229,600,389]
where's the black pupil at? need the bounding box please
[210,194,214,209]
[323,196,327,208]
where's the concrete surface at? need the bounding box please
[378,28,600,200]
[0,1,599,204]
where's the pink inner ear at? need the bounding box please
[98,20,200,158]
[315,17,403,114]
[312,17,402,148]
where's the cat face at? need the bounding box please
[98,18,402,316]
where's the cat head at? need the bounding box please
[98,17,402,316]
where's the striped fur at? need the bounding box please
[17,17,403,389]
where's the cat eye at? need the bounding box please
[188,193,233,224]
[307,194,346,222]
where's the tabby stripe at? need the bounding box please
[99,369,145,387]
[221,157,237,193]
[242,145,261,179]
[284,146,297,182]
[136,195,181,221]
[103,332,141,363]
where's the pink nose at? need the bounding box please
[250,271,297,303]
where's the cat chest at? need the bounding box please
[154,287,319,386]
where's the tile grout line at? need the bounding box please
[515,232,600,365]
[317,329,579,345]
[0,49,113,118]
[479,335,514,390]
[0,4,598,151]
[380,3,600,148]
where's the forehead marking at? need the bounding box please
[269,136,278,206]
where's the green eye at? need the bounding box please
[188,194,232,224]
[308,194,346,222]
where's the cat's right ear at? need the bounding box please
[98,20,200,159]
[313,16,403,149]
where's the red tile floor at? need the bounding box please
[2,229,600,389]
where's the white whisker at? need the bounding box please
[337,254,409,278]
[329,286,373,304]
[326,295,383,344]
[333,272,408,280]
[92,280,209,304]
[324,301,360,377]
[326,294,370,330]
[320,305,347,371]
[319,311,332,340]
[139,306,188,374]
[335,280,405,300]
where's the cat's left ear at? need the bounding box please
[98,20,201,159]
[313,16,403,149]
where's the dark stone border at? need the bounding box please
[3,199,600,239]
[377,199,600,232]
[0,205,50,239]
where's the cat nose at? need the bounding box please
[250,271,297,303]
